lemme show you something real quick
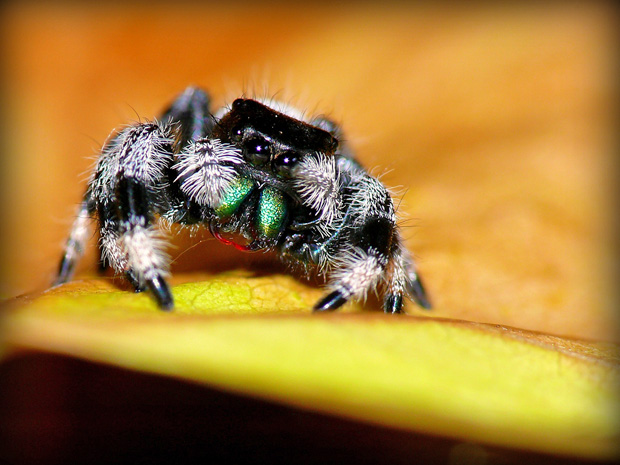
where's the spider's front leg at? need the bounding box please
[93,122,176,309]
[103,86,221,309]
[55,122,175,308]
[55,86,225,310]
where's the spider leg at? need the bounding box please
[161,86,214,149]
[278,153,349,273]
[313,217,391,312]
[115,176,172,308]
[407,272,431,309]
[383,234,431,313]
[314,172,431,313]
[97,201,146,293]
[90,121,175,309]
[287,158,382,311]
[54,194,96,285]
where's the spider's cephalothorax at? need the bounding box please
[55,87,431,313]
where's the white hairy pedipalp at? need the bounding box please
[292,153,343,235]
[174,138,243,208]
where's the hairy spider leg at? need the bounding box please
[95,200,144,292]
[383,234,432,313]
[55,88,226,309]
[54,195,96,285]
[95,87,213,275]
[313,172,431,313]
[280,152,394,312]
[313,216,392,313]
[91,122,176,309]
[115,175,172,308]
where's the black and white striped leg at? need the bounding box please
[88,119,176,309]
[314,169,432,313]
[383,274,430,313]
[95,208,146,295]
[314,247,387,312]
[116,177,173,310]
[98,201,127,273]
[383,237,432,313]
[96,207,150,296]
[54,196,96,285]
[383,294,404,314]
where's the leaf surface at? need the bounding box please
[2,272,618,460]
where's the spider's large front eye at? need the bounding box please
[244,136,272,166]
[272,150,300,178]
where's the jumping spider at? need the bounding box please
[55,86,431,313]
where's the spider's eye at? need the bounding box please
[244,136,272,165]
[230,124,244,142]
[272,150,300,178]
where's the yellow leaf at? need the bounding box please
[2,272,618,460]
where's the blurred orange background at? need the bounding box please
[1,2,617,341]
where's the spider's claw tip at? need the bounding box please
[147,275,174,311]
[54,256,75,286]
[313,290,348,312]
[408,275,432,310]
